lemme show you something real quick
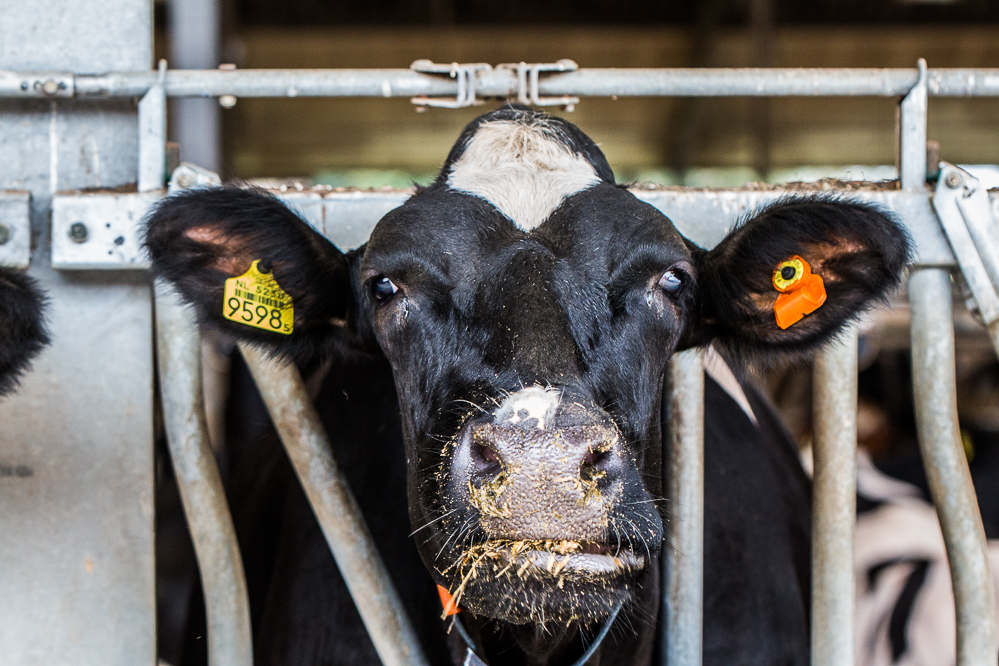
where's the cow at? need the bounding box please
[145,106,910,666]
[0,266,48,397]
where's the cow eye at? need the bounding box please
[658,269,685,297]
[370,276,399,303]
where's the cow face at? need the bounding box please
[145,108,909,628]
[0,266,49,397]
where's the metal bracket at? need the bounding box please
[0,191,32,268]
[169,162,222,194]
[51,189,162,270]
[0,71,74,97]
[497,60,580,111]
[932,162,999,331]
[899,58,928,191]
[409,60,492,109]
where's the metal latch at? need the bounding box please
[410,60,492,109]
[0,191,32,268]
[932,162,999,346]
[497,60,579,111]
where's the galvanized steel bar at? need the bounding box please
[3,66,999,99]
[899,59,928,192]
[909,268,998,666]
[237,342,430,666]
[155,282,253,666]
[137,60,166,193]
[662,347,705,666]
[811,325,858,666]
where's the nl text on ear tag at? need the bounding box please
[223,260,294,335]
[437,584,461,617]
[773,255,827,329]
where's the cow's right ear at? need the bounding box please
[145,186,366,364]
[0,267,49,396]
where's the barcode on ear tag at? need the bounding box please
[223,260,294,335]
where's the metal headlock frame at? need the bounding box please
[5,58,998,666]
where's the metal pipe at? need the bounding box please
[909,268,998,666]
[137,60,166,193]
[237,342,430,666]
[811,325,858,666]
[662,347,705,666]
[154,282,253,666]
[3,67,999,99]
[899,59,928,192]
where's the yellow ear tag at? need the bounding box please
[223,260,294,335]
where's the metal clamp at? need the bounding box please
[409,60,492,109]
[498,60,580,111]
[932,162,999,351]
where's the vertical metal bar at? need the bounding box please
[909,268,998,666]
[138,60,167,193]
[899,58,928,191]
[811,325,858,666]
[237,342,430,666]
[663,347,705,666]
[155,281,253,666]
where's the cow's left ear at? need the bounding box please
[683,198,911,358]
[0,267,49,396]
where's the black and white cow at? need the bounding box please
[146,107,909,666]
[0,266,48,396]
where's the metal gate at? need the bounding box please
[2,4,999,665]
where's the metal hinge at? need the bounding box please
[932,162,999,337]
[409,59,580,110]
[410,60,493,109]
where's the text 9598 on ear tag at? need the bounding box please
[223,260,294,335]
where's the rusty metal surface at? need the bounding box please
[155,282,252,666]
[238,342,430,666]
[811,325,858,666]
[662,348,705,666]
[909,268,999,666]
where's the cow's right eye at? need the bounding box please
[370,276,400,303]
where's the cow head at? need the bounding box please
[0,266,49,397]
[145,108,909,630]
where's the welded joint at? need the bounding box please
[409,60,492,109]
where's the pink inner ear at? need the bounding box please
[184,225,254,276]
[803,239,868,281]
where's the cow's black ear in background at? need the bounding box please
[0,267,49,396]
[144,186,367,365]
[685,198,911,361]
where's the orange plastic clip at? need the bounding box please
[772,255,827,329]
[437,584,461,616]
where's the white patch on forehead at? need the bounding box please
[446,119,601,232]
[493,386,561,430]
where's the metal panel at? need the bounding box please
[909,268,998,666]
[663,348,705,666]
[811,326,858,666]
[0,190,31,268]
[0,1,155,664]
[51,190,158,269]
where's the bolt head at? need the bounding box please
[176,173,193,188]
[43,80,59,95]
[0,224,10,246]
[946,172,963,189]
[68,222,88,243]
[219,94,237,109]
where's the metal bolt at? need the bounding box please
[219,94,237,109]
[43,79,59,95]
[176,172,193,188]
[0,224,10,245]
[19,81,28,91]
[945,171,963,189]
[68,222,89,243]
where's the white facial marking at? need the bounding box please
[494,386,561,430]
[446,119,600,232]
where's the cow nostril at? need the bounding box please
[580,447,611,485]
[471,440,503,477]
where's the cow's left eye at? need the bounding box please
[370,276,399,302]
[658,269,685,297]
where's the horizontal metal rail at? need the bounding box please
[3,66,999,99]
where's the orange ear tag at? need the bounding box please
[437,584,461,616]
[772,255,827,329]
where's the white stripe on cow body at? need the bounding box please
[493,386,561,430]
[447,119,600,232]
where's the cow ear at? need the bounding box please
[145,186,367,365]
[0,267,49,396]
[684,198,910,360]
